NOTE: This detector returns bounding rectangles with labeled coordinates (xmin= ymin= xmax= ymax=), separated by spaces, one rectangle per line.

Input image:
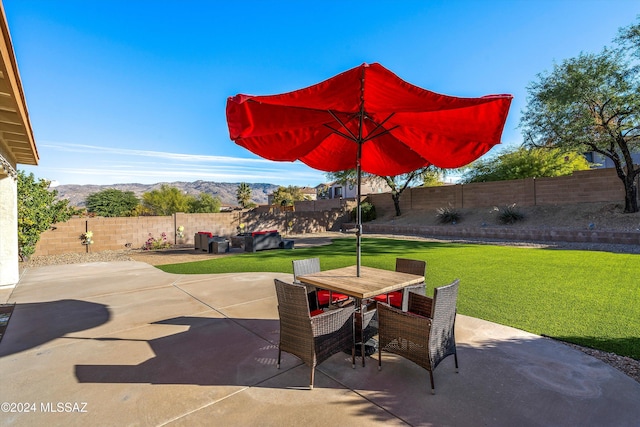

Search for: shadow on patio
xmin=0 ymin=299 xmax=110 ymax=357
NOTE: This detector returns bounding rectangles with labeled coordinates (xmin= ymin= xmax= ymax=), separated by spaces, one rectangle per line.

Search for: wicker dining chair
xmin=292 ymin=258 xmax=349 ymax=309
xmin=374 ymin=258 xmax=427 ymax=311
xmin=274 ymin=279 xmax=355 ymax=389
xmin=377 ymin=279 xmax=459 ymax=394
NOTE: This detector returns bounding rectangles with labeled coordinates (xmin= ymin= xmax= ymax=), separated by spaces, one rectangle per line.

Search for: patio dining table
xmin=297 ymin=265 xmax=425 ymax=366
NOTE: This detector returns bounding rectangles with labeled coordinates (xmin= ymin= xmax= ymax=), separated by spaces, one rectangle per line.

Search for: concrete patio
xmin=1 ymin=261 xmax=639 ymax=426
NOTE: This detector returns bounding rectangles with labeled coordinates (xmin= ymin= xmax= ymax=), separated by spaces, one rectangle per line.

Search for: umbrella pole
xmin=356 ymin=144 xmax=362 ymax=277
xmin=356 ymin=75 xmax=365 ymax=277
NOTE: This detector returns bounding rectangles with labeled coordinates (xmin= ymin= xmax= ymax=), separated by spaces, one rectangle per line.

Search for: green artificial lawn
xmin=158 ymin=237 xmax=640 ymax=360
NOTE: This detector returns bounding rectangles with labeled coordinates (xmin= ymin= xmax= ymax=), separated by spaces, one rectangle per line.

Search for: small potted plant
xmin=80 ymin=231 xmax=94 ymax=252
xmin=176 ymin=225 xmax=185 ymax=243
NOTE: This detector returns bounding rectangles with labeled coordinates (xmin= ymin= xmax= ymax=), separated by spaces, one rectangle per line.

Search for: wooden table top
xmin=297 ymin=265 xmax=424 ymax=300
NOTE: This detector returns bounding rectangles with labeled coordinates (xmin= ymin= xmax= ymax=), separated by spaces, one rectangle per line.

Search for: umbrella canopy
xmin=227 ymin=63 xmax=512 ymax=274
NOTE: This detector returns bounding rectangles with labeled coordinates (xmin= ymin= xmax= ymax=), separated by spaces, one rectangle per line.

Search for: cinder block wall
xmin=33 ymin=209 xmax=350 ymax=256
xmin=533 ymin=169 xmax=622 ymax=205
xmin=35 ymin=215 xmax=182 ymax=256
xmin=368 ymin=168 xmax=626 ymax=217
xmin=294 ymin=198 xmax=343 ymax=212
xmin=461 ymin=179 xmax=530 ymax=208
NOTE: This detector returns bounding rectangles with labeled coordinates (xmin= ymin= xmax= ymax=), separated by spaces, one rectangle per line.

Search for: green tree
xmin=616 ymin=16 xmax=640 ymax=60
xmin=236 ymin=182 xmax=252 ymax=208
xmin=271 ymin=185 xmax=306 ymax=206
xmin=460 ymin=147 xmax=590 ymax=183
xmin=189 ymin=193 xmax=221 ymax=213
xmin=86 ymin=188 xmax=139 ymax=217
xmin=421 ymin=169 xmax=446 ymax=187
xmin=521 ymin=19 xmax=640 ymax=212
xmin=381 ymin=170 xmax=429 ymax=216
xmin=17 ymin=171 xmax=74 ymax=259
xmin=141 ymin=185 xmax=191 ymax=215
xmin=316 ymin=183 xmax=330 ymax=199
xmin=327 ymin=168 xmax=431 ymax=216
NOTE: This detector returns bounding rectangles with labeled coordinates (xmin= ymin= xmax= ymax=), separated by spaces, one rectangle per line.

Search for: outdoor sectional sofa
xmin=244 ymin=230 xmax=293 ymax=252
xmin=194 ymin=232 xmax=230 ymax=254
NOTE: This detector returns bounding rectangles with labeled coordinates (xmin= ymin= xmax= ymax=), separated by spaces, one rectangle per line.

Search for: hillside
xmin=53 ymin=181 xmax=279 ymax=207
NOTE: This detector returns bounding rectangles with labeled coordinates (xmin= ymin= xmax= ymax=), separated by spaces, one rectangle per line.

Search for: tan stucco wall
xmin=0 ymin=174 xmax=18 ymax=286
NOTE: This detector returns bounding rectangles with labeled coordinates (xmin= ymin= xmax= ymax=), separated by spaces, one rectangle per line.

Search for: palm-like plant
xmin=236 ymin=182 xmax=252 ymax=208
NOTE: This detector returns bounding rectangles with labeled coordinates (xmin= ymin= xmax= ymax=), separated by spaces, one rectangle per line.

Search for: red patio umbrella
xmin=227 ymin=63 xmax=512 ymax=275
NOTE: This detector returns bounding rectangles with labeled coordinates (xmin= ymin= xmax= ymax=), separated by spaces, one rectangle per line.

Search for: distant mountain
xmin=53 ymin=181 xmax=280 ymax=208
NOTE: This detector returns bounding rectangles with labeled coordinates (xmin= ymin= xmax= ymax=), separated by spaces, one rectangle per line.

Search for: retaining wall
xmin=352 ymin=223 xmax=640 ymax=246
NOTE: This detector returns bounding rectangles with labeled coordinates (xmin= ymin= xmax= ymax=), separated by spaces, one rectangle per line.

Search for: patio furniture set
xmin=276 ymin=257 xmax=460 ymax=393
xmin=195 ymin=230 xmax=294 ymax=254
xmin=194 ymin=232 xmax=230 ymax=254
xmin=228 ymin=62 xmax=504 ymax=395
xmin=242 ymin=230 xmax=294 ymax=252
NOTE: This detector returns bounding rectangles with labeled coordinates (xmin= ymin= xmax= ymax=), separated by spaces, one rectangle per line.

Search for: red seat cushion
xmin=388 ymin=291 xmax=403 ymax=308
xmin=374 ymin=291 xmax=402 ymax=308
xmin=317 ymin=291 xmax=330 ymax=306
xmin=251 ymin=230 xmax=278 ymax=236
xmin=374 ymin=294 xmax=388 ymax=303
xmin=310 ymin=309 xmax=324 ymax=317
xmin=317 ymin=290 xmax=349 ymax=306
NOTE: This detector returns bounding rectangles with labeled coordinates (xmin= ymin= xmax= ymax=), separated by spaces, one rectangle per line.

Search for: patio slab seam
xmin=318 ymin=363 xmax=408 ymax=424
xmin=157 ymin=386 xmax=251 ymax=427
xmin=8 ymin=277 xmax=181 ymax=303
xmin=72 ymin=282 xmax=177 ymax=300
xmin=169 ymin=279 xmax=289 ymax=358
xmin=170 ymin=281 xmax=228 ymax=317
xmin=203 ymin=294 xmax=276 ymax=311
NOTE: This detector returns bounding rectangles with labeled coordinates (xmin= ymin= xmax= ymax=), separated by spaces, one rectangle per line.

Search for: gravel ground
xmin=18 ymin=231 xmax=640 ymax=384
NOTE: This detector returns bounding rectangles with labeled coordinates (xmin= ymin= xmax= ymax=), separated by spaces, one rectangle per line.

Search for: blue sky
xmin=6 ymin=0 xmax=640 ymax=187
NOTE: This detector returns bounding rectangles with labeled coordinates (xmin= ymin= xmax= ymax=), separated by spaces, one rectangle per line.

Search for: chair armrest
xmin=404 ymin=282 xmax=426 ymax=296
xmin=407 ymin=292 xmax=433 ymax=318
xmin=377 ymin=301 xmax=431 ymax=323
xmin=401 ymin=282 xmax=426 ymax=311
xmin=310 ymin=305 xmax=355 ymax=336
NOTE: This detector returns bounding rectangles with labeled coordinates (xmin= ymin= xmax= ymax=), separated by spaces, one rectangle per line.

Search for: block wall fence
xmin=366 ymin=168 xmax=628 ymax=217
xmin=34 ymin=209 xmax=351 ymax=256
xmin=33 ymin=168 xmax=632 ymax=256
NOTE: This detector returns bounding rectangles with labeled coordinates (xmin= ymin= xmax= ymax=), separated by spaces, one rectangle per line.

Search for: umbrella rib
xmin=324 ymin=110 xmax=399 ymax=143
xmin=361 ymin=112 xmax=396 ymax=142
xmin=323 ymin=123 xmax=357 ymax=142
xmin=327 ymin=110 xmax=359 ymax=141
xmin=363 ymin=124 xmax=400 ymax=142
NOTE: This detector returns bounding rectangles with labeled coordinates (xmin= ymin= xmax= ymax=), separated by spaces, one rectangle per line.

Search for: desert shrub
xmin=351 ymin=202 xmax=377 ymax=222
xmin=18 ymin=171 xmax=74 ymax=259
xmin=143 ymin=232 xmax=171 ymax=250
xmin=498 ymin=204 xmax=525 ymax=224
xmin=436 ymin=206 xmax=461 ymax=224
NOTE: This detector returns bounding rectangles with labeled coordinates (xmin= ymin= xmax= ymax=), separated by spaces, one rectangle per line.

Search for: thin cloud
xmin=40 ymin=166 xmax=321 ymax=181
xmin=39 ymin=142 xmax=277 ymax=165
xmin=25 ymin=141 xmax=327 ymax=186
